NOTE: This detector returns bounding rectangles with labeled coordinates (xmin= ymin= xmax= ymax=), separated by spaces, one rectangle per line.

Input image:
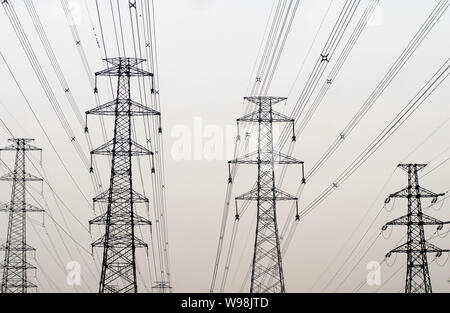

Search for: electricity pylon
xmin=383 ymin=164 xmax=449 ymax=293
xmin=229 ymin=96 xmax=305 ymax=293
xmin=0 ymin=139 xmax=43 ymax=293
xmin=86 ymin=57 xmax=160 ymax=293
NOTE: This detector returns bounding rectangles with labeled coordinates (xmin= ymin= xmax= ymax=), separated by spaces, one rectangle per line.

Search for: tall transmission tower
xmin=229 ymin=96 xmax=305 ymax=293
xmin=0 ymin=139 xmax=43 ymax=293
xmin=383 ymin=164 xmax=449 ymax=293
xmin=86 ymin=57 xmax=160 ymax=293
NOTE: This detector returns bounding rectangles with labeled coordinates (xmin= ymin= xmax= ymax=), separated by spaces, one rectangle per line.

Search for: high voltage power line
xmin=211 ymin=0 xmax=305 ymax=292
xmin=301 ymin=57 xmax=450 ymax=219
xmin=278 ymin=0 xmax=450 ymax=262
xmin=211 ymin=0 xmax=450 ymax=294
xmin=213 ymin=0 xmax=365 ymax=292
xmin=272 ymin=57 xmax=450 ymax=272
xmin=304 ymin=0 xmax=450 ymax=181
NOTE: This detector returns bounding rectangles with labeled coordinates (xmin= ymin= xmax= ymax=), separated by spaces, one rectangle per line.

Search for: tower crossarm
xmin=387 ymin=242 xmax=449 ymax=257
xmin=93 ymin=189 xmax=149 ymax=204
xmin=244 ymin=96 xmax=287 ymax=105
xmin=230 ymin=151 xmax=303 ymax=165
xmin=0 ymin=281 xmax=36 ymax=289
xmin=95 ymin=58 xmax=153 ymax=78
xmin=0 ymin=262 xmax=37 ymax=271
xmin=91 ymin=235 xmax=149 ymax=249
xmin=91 ymin=139 xmax=153 ymax=157
xmin=0 ymin=243 xmax=35 ymax=252
xmin=229 ymin=151 xmax=305 ymax=185
xmin=86 ymin=99 xmax=160 ymax=117
xmin=237 ymin=110 xmax=294 ymax=123
xmin=0 ymin=203 xmax=44 ymax=213
xmin=386 ymin=187 xmax=444 ymax=201
xmin=384 ymin=214 xmax=449 ymax=227
xmin=417 ymin=187 xmax=444 ymax=199
xmin=0 ymin=262 xmax=37 ymax=272
xmin=235 ymin=187 xmax=298 ymax=201
xmin=0 ymin=172 xmax=43 ymax=182
xmin=398 ymin=163 xmax=427 ymax=172
xmin=90 ymin=213 xmax=151 ymax=227
xmin=0 ymin=139 xmax=41 ymax=152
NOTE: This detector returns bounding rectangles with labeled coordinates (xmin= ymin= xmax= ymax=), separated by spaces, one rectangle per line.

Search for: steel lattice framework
xmin=383 ymin=164 xmax=449 ymax=293
xmin=0 ymin=139 xmax=43 ymax=293
xmin=86 ymin=57 xmax=159 ymax=293
xmin=229 ymin=96 xmax=305 ymax=293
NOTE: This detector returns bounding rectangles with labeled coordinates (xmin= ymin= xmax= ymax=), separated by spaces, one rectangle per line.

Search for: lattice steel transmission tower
xmin=383 ymin=164 xmax=449 ymax=293
xmin=0 ymin=139 xmax=43 ymax=293
xmin=86 ymin=57 xmax=159 ymax=293
xmin=229 ymin=96 xmax=305 ymax=293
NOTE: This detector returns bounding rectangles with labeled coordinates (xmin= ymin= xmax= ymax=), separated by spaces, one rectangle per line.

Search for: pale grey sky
xmin=0 ymin=0 xmax=449 ymax=293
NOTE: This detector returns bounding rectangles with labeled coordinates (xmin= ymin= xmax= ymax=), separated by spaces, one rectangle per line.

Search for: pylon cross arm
xmin=92 ymin=235 xmax=149 ymax=249
xmin=91 ymin=139 xmax=153 ymax=156
xmin=0 ymin=142 xmax=41 ymax=152
xmin=95 ymin=65 xmax=153 ymax=78
xmin=235 ymin=187 xmax=297 ymax=202
xmin=237 ymin=110 xmax=293 ymax=123
xmin=0 ymin=172 xmax=42 ymax=182
xmin=388 ymin=186 xmax=443 ymax=199
xmin=0 ymin=243 xmax=35 ymax=251
xmin=90 ymin=213 xmax=151 ymax=226
xmin=385 ymin=214 xmax=448 ymax=227
xmin=230 ymin=151 xmax=303 ymax=165
xmin=388 ymin=242 xmax=449 ymax=256
xmin=93 ymin=189 xmax=149 ymax=204
xmin=417 ymin=187 xmax=445 ymax=198
xmin=0 ymin=202 xmax=44 ymax=213
xmin=244 ymin=96 xmax=287 ymax=105
xmin=86 ymin=99 xmax=160 ymax=117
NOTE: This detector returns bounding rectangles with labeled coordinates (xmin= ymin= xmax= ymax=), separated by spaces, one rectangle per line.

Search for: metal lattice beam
xmin=383 ymin=164 xmax=449 ymax=293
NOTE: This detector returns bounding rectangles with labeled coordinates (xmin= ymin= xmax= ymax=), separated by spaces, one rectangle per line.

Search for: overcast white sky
xmin=0 ymin=0 xmax=450 ymax=293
